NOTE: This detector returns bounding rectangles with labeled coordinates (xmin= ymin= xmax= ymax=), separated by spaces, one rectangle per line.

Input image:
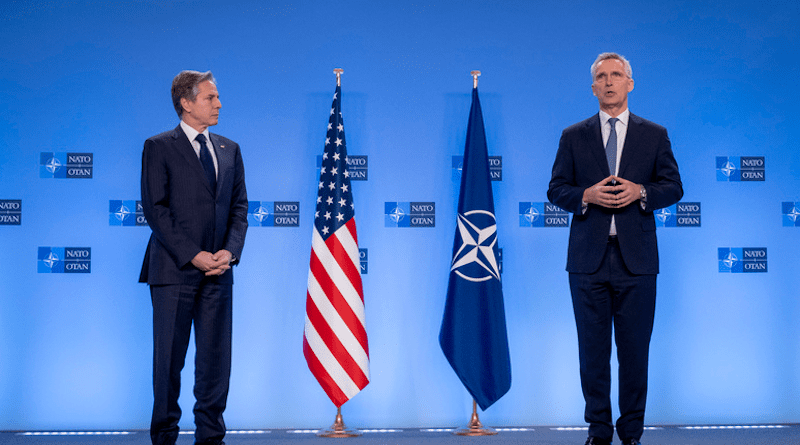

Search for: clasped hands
xmin=583 ymin=175 xmax=640 ymax=209
xmin=191 ymin=249 xmax=233 ymax=276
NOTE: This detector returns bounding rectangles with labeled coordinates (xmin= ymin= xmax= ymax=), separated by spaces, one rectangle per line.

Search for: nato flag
xmin=439 ymin=87 xmax=511 ymax=411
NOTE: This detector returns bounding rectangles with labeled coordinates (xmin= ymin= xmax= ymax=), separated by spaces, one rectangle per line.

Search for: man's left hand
xmin=204 ymin=249 xmax=233 ymax=276
xmin=609 ymin=176 xmax=641 ymax=208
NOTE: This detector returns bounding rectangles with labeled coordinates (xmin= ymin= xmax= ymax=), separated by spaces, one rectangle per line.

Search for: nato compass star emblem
xmin=253 ymin=206 xmax=270 ymax=223
xmin=451 ymin=210 xmax=501 ymax=282
xmin=114 ymin=204 xmax=131 ymax=222
xmin=45 ymin=156 xmax=62 ymax=174
xmin=720 ymin=160 xmax=737 ymax=178
xmin=389 ymin=206 xmax=405 ymax=224
xmin=723 ymin=251 xmax=738 ymax=269
xmin=43 ymin=251 xmax=59 ymax=269
xmin=788 ymin=205 xmax=800 ymax=223
xmin=524 ymin=206 xmax=540 ymax=224
xmin=656 ymin=207 xmax=672 ymax=224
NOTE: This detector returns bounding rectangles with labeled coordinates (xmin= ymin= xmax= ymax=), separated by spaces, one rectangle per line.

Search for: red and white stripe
xmin=303 ymin=218 xmax=369 ymax=406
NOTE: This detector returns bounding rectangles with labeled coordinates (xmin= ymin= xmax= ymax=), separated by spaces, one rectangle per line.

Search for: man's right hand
xmin=191 ymin=251 xmax=231 ymax=276
xmin=582 ymin=175 xmax=619 ymax=209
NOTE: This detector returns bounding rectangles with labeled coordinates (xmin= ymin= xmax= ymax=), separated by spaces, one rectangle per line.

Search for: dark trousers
xmin=150 ymin=282 xmax=233 ymax=445
xmin=568 ymin=238 xmax=656 ymax=442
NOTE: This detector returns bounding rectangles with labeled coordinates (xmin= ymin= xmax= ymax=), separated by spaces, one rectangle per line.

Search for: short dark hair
xmin=171 ymin=70 xmax=216 ymax=117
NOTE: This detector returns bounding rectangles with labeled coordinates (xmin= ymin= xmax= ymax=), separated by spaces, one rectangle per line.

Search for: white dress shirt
xmin=180 ymin=120 xmax=218 ymax=177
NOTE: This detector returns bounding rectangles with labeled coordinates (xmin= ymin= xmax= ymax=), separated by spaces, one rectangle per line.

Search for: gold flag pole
xmin=316 ymin=405 xmax=361 ymax=438
xmin=453 ymin=399 xmax=498 ymax=436
xmin=470 ymin=70 xmax=481 ymax=88
xmin=334 ymin=68 xmax=343 ymax=86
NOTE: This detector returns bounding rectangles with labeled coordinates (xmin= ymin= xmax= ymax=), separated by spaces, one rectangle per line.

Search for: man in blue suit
xmin=140 ymin=71 xmax=248 ymax=445
xmin=548 ymin=53 xmax=682 ymax=445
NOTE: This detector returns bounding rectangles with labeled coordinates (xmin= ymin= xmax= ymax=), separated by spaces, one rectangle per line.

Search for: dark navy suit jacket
xmin=139 ymin=125 xmax=248 ymax=285
xmin=547 ymin=113 xmax=682 ymax=275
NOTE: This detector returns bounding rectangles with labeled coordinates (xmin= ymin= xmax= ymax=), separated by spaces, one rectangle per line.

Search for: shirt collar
xmin=180 ymin=120 xmax=209 ymax=144
xmin=599 ymin=108 xmax=630 ymax=127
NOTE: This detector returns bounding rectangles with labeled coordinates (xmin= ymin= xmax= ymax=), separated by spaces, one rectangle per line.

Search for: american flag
xmin=303 ymin=84 xmax=369 ymax=407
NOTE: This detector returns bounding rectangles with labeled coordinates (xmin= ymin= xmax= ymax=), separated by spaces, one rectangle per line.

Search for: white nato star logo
xmin=523 ymin=206 xmax=540 ymax=224
xmin=253 ymin=206 xmax=270 ymax=223
xmin=720 ymin=161 xmax=737 ymax=177
xmin=43 ymin=251 xmax=59 ymax=269
xmin=788 ymin=206 xmax=800 ymax=223
xmin=723 ymin=251 xmax=738 ymax=269
xmin=45 ymin=157 xmax=62 ymax=174
xmin=114 ymin=204 xmax=131 ymax=222
xmin=389 ymin=206 xmax=405 ymax=223
xmin=451 ymin=210 xmax=501 ymax=282
xmin=656 ymin=207 xmax=672 ymax=224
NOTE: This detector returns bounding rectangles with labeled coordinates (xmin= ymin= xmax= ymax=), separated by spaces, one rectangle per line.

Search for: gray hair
xmin=590 ymin=53 xmax=633 ymax=80
xmin=171 ymin=70 xmax=216 ymax=117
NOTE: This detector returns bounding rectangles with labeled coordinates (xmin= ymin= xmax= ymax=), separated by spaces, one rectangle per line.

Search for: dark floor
xmin=2 ymin=425 xmax=798 ymax=445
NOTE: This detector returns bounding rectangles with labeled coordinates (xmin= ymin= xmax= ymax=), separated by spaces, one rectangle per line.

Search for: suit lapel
xmin=172 ymin=125 xmax=216 ymax=196
xmin=210 ymin=133 xmax=229 ymax=197
xmin=584 ymin=114 xmax=610 ymax=176
xmin=617 ymin=113 xmax=640 ymax=178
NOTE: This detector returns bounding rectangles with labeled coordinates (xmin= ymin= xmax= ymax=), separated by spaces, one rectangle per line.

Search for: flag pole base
xmin=316 ymin=406 xmax=361 ymax=438
xmin=452 ymin=400 xmax=498 ymax=436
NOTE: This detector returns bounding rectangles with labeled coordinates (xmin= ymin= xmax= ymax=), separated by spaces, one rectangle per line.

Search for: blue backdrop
xmin=1 ymin=0 xmax=799 ymax=431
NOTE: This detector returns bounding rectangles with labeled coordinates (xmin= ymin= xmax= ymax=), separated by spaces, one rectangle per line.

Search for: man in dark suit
xmin=548 ymin=53 xmax=682 ymax=445
xmin=140 ymin=70 xmax=248 ymax=445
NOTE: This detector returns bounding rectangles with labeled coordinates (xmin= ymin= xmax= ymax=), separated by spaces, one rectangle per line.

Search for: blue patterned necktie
xmin=605 ymin=117 xmax=619 ymax=175
xmin=195 ymin=133 xmax=216 ymax=193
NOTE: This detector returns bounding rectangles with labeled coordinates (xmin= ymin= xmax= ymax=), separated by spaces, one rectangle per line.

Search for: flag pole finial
xmin=470 ymin=70 xmax=481 ymax=88
xmin=334 ymin=68 xmax=343 ymax=86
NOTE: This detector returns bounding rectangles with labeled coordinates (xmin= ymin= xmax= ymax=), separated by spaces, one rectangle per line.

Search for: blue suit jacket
xmin=139 ymin=125 xmax=248 ymax=285
xmin=547 ymin=113 xmax=682 ymax=275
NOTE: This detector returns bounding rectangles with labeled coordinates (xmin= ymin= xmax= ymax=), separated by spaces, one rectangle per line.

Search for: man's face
xmin=181 ymin=80 xmax=221 ymax=130
xmin=591 ymin=58 xmax=634 ymax=112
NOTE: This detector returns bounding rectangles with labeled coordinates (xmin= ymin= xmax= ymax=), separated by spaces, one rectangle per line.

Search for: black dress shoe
xmin=585 ymin=437 xmax=611 ymax=445
xmin=621 ymin=439 xmax=641 ymax=445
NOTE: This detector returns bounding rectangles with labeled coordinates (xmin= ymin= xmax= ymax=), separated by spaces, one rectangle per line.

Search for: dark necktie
xmin=605 ymin=117 xmax=619 ymax=175
xmin=195 ymin=133 xmax=216 ymax=193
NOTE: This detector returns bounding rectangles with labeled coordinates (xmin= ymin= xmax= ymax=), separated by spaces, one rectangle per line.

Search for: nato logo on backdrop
xmin=782 ymin=202 xmax=800 ymax=227
xmin=38 ymin=247 xmax=91 ymax=273
xmin=109 ymin=200 xmax=147 ymax=226
xmin=519 ymin=202 xmax=569 ymax=227
xmin=385 ymin=202 xmax=435 ymax=227
xmin=0 ymin=200 xmax=22 ymax=225
xmin=40 ymin=152 xmax=94 ymax=178
xmin=656 ymin=202 xmax=701 ymax=227
xmin=317 ymin=154 xmax=368 ymax=180
xmin=716 ymin=156 xmax=765 ymax=181
xmin=248 ymin=201 xmax=300 ymax=227
xmin=452 ymin=156 xmax=502 ymax=182
xmin=359 ymin=248 xmax=368 ymax=274
xmin=718 ymin=247 xmax=767 ymax=273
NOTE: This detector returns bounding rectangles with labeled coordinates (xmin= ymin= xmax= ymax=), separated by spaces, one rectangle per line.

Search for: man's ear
xmin=180 ymin=97 xmax=191 ymax=115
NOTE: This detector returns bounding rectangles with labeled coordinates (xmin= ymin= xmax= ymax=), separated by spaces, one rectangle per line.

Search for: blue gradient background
xmin=1 ymin=0 xmax=799 ymax=430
